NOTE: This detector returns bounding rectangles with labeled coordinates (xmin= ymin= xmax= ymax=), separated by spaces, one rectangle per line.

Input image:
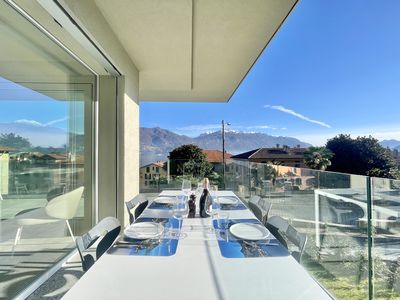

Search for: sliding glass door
xmin=0 ymin=1 xmax=95 ymax=298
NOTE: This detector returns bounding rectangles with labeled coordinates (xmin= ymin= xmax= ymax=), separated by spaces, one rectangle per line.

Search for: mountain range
xmin=0 ymin=122 xmax=67 ymax=147
xmin=140 ymin=127 xmax=312 ymax=166
xmin=380 ymin=139 xmax=400 ymax=150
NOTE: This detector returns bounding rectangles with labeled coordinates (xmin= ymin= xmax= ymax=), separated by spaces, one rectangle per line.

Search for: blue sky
xmin=141 ymin=0 xmax=400 ymax=145
xmin=0 ymin=77 xmax=83 ymax=135
xmin=1 ymin=1 xmax=400 ymax=146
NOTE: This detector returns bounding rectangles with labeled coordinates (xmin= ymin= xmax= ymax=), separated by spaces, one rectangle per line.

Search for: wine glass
xmin=209 ymin=185 xmax=219 ymax=206
xmin=181 ymin=179 xmax=191 ymax=198
xmin=196 ymin=181 xmax=204 ymax=198
xmin=173 ymin=198 xmax=189 ymax=239
xmin=205 ymin=195 xmax=219 ymax=232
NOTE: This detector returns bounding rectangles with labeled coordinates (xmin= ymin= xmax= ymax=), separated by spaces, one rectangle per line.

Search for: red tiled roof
xmin=141 ymin=161 xmax=165 ymax=168
xmin=203 ymin=150 xmax=232 ymax=163
xmin=43 ymin=153 xmax=68 ymax=160
xmin=0 ymin=146 xmax=16 ymax=152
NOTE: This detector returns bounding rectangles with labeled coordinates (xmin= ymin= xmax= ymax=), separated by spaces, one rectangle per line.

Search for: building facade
xmin=139 ymin=161 xmax=167 ymax=188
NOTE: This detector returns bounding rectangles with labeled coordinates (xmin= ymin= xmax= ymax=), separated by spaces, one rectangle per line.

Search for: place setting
xmin=215 ymin=196 xmax=247 ymax=210
xmin=148 ymin=196 xmax=178 ymax=210
xmin=108 ymin=217 xmax=181 ymax=256
xmin=213 ymin=218 xmax=289 ymax=258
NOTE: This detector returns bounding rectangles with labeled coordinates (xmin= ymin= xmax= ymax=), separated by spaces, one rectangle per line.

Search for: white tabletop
xmin=63 ymin=191 xmax=331 ymax=300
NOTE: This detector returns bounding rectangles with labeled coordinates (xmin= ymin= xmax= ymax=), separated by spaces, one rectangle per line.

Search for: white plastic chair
xmin=248 ymin=196 xmax=272 ymax=224
xmin=13 ymin=186 xmax=84 ymax=250
xmin=266 ymin=216 xmax=307 ymax=262
xmin=125 ymin=194 xmax=148 ymax=224
xmin=76 ymin=216 xmax=121 ymax=272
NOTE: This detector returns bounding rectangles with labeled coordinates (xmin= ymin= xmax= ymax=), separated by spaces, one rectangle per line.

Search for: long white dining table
xmin=63 ymin=190 xmax=332 ymax=300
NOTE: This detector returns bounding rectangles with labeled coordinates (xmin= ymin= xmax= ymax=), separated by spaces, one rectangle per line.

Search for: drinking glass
xmin=205 ymin=196 xmax=219 ymax=233
xmin=196 ymin=181 xmax=204 ymax=198
xmin=173 ymin=199 xmax=188 ymax=239
xmin=182 ymin=179 xmax=192 ymax=197
xmin=217 ymin=212 xmax=229 ymax=230
xmin=209 ymin=185 xmax=218 ymax=199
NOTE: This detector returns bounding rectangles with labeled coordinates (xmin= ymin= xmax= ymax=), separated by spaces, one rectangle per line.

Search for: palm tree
xmin=304 ymin=146 xmax=333 ymax=170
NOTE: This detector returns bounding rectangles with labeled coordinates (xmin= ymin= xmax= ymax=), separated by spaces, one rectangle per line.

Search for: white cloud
xmin=246 ymin=125 xmax=277 ymax=130
xmin=14 ymin=117 xmax=68 ymax=127
xmin=44 ymin=117 xmax=69 ymax=126
xmin=264 ymin=105 xmax=331 ymax=128
xmin=14 ymin=119 xmax=43 ymax=127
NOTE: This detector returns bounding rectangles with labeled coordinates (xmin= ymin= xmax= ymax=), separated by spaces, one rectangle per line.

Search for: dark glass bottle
xmin=199 ymin=188 xmax=210 ymax=218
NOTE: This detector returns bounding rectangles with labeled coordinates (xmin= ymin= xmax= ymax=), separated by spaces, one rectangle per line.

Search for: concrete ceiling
xmin=93 ymin=0 xmax=298 ymax=102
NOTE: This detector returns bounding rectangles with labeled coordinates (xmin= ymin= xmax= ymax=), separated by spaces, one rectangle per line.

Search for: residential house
xmin=231 ymin=145 xmax=307 ymax=168
xmin=203 ymin=149 xmax=233 ymax=173
xmin=140 ymin=161 xmax=166 ymax=188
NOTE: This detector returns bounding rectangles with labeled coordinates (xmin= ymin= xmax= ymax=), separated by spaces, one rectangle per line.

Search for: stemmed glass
xmin=205 ymin=189 xmax=219 ymax=233
xmin=209 ymin=185 xmax=219 ymax=206
xmin=196 ymin=181 xmax=204 ymax=198
xmin=181 ymin=179 xmax=191 ymax=198
xmin=173 ymin=196 xmax=189 ymax=239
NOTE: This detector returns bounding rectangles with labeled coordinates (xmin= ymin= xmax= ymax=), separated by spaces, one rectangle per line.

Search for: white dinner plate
xmin=153 ymin=196 xmax=177 ymax=205
xmin=218 ymin=197 xmax=239 ymax=205
xmin=124 ymin=222 xmax=164 ymax=240
xmin=229 ymin=223 xmax=270 ymax=241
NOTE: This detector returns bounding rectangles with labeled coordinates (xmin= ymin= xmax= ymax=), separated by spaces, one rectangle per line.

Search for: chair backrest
xmin=248 ymin=201 xmax=263 ymax=223
xmin=266 ymin=216 xmax=307 ymax=262
xmin=45 ymin=186 xmax=84 ymax=220
xmin=249 ymin=195 xmax=261 ymax=204
xmin=46 ymin=186 xmax=66 ymax=202
xmin=76 ymin=217 xmax=121 ymax=272
xmin=125 ymin=194 xmax=148 ymax=224
xmin=249 ymin=198 xmax=272 ymax=225
xmin=258 ymin=199 xmax=272 ymax=222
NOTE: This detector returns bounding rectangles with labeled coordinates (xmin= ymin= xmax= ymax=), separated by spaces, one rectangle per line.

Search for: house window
xmin=156 ymin=167 xmax=159 ymax=173
xmin=146 ymin=167 xmax=150 ymax=172
xmin=148 ymin=174 xmax=151 ymax=179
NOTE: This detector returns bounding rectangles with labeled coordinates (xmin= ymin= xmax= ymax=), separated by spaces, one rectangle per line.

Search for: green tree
xmin=0 ymin=133 xmax=31 ymax=150
xmin=304 ymin=146 xmax=333 ymax=170
xmin=326 ymin=134 xmax=399 ymax=179
xmin=169 ymin=144 xmax=213 ymax=177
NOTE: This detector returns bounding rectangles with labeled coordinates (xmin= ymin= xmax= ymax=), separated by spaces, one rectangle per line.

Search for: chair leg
xmin=12 ymin=226 xmax=22 ymax=252
xmin=65 ymin=220 xmax=75 ymax=242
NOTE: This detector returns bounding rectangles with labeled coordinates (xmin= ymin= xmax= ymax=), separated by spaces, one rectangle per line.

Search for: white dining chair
xmin=76 ymin=216 xmax=121 ymax=272
xmin=125 ymin=194 xmax=148 ymax=224
xmin=13 ymin=186 xmax=84 ymax=250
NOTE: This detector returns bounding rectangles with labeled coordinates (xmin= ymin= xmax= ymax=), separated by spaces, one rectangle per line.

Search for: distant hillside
xmin=140 ymin=127 xmax=311 ymax=166
xmin=380 ymin=139 xmax=400 ymax=150
xmin=0 ymin=122 xmax=67 ymax=147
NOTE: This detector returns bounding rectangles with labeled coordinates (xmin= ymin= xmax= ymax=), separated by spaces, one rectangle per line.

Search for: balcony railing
xmin=141 ymin=159 xmax=400 ymax=300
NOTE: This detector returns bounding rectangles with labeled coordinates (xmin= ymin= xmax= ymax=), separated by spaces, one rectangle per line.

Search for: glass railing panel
xmin=139 ymin=159 xmax=226 ymax=193
xmin=371 ymin=177 xmax=400 ymax=299
xmin=138 ymin=156 xmax=400 ymax=299
xmin=224 ymin=159 xmax=251 ymax=200
xmin=246 ymin=162 xmax=370 ymax=299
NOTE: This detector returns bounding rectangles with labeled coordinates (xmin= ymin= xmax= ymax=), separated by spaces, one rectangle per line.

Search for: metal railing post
xmin=366 ymin=176 xmax=374 ymax=300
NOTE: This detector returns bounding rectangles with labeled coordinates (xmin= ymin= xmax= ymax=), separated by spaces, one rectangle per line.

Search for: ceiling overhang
xmin=93 ymin=0 xmax=298 ymax=102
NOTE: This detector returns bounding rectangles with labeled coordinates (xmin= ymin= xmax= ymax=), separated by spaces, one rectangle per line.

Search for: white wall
xmin=60 ymin=0 xmax=141 ymax=226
